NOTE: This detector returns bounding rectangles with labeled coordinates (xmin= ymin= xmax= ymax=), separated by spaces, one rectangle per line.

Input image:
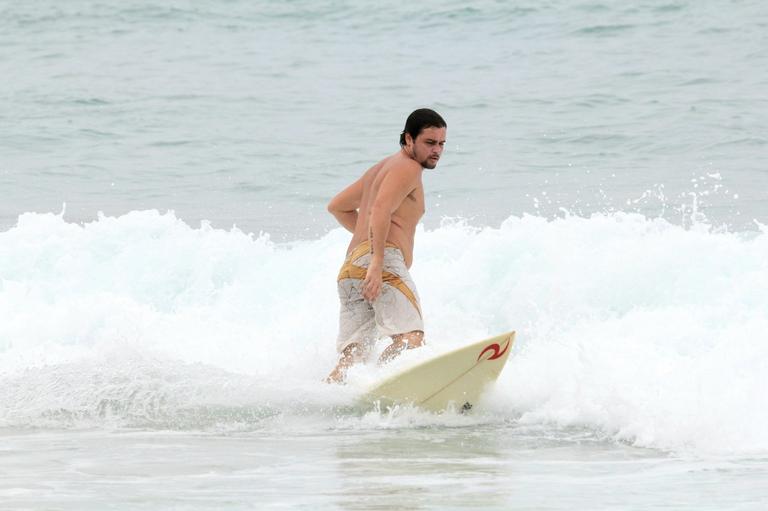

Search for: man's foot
xmin=325 ymin=343 xmax=364 ymax=384
xmin=325 ymin=366 xmax=347 ymax=384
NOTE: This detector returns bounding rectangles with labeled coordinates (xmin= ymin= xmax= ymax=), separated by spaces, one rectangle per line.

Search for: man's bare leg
xmin=326 ymin=343 xmax=365 ymax=384
xmin=378 ymin=330 xmax=424 ymax=365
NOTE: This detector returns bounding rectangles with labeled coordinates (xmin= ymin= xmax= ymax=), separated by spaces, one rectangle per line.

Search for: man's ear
xmin=405 ymin=133 xmax=414 ymax=147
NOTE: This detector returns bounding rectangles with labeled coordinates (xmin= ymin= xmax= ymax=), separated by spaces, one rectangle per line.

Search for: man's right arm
xmin=327 ymin=178 xmax=363 ymax=233
xmin=362 ymin=161 xmax=420 ymax=302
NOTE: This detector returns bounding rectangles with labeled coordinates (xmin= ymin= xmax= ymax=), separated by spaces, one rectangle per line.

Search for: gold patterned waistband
xmin=337 ymin=240 xmax=421 ymax=317
xmin=344 ymin=239 xmax=399 ymax=263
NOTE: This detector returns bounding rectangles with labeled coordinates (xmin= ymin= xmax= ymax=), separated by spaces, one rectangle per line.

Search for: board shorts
xmin=336 ymin=240 xmax=423 ymax=355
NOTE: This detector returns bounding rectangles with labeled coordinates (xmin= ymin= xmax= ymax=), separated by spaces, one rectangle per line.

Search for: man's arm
xmin=362 ymin=162 xmax=421 ymax=301
xmin=327 ymin=178 xmax=363 ymax=233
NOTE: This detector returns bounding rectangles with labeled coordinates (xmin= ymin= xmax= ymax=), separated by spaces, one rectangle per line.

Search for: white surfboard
xmin=360 ymin=331 xmax=515 ymax=412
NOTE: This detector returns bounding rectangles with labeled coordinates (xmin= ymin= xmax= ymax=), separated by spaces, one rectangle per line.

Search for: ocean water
xmin=2 ymin=1 xmax=768 ymax=509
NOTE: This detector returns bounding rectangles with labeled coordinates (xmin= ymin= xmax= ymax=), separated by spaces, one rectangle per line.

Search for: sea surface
xmin=2 ymin=1 xmax=768 ymax=509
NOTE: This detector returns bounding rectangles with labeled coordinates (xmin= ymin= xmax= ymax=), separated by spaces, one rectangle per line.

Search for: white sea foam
xmin=1 ymin=209 xmax=767 ymax=455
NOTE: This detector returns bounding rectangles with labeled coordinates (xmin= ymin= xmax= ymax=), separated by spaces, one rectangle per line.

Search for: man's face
xmin=408 ymin=126 xmax=446 ymax=169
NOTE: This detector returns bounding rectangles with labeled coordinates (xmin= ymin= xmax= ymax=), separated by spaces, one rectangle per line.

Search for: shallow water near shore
xmin=3 ymin=423 xmax=767 ymax=510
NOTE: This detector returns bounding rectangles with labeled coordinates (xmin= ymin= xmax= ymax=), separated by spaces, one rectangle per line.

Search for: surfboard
xmin=360 ymin=331 xmax=515 ymax=412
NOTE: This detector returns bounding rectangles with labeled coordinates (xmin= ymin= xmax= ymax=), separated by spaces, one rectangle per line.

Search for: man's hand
xmin=362 ymin=264 xmax=383 ymax=302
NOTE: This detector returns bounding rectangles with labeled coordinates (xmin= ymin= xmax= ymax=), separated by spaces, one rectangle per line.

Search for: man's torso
xmin=347 ymin=151 xmax=424 ymax=267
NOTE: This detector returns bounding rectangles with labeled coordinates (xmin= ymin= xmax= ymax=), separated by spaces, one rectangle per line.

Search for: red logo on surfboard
xmin=477 ymin=339 xmax=510 ymax=362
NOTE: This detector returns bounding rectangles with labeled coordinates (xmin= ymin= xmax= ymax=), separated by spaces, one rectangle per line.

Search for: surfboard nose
xmin=476 ymin=332 xmax=515 ymax=362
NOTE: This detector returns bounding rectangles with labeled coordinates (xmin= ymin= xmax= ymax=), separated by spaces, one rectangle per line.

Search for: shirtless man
xmin=326 ymin=109 xmax=447 ymax=383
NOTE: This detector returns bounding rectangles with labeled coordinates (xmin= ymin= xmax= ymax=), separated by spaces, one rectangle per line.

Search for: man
xmin=326 ymin=108 xmax=447 ymax=383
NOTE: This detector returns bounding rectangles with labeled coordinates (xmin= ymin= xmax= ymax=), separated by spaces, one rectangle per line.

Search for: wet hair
xmin=399 ymin=108 xmax=447 ymax=147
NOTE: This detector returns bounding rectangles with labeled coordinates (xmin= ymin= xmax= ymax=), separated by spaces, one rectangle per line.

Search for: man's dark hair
xmin=399 ymin=108 xmax=447 ymax=147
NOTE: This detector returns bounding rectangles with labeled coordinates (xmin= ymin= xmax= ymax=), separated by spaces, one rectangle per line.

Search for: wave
xmin=1 ymin=209 xmax=767 ymax=455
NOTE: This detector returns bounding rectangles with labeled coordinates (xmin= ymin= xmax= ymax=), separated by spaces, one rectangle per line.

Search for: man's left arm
xmin=327 ymin=178 xmax=363 ymax=233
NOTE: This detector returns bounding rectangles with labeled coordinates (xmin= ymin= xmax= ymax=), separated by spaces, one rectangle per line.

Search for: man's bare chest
xmin=395 ymin=186 xmax=425 ymax=221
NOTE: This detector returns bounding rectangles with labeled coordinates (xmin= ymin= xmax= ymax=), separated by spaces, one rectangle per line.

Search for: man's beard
xmin=421 ymin=157 xmax=438 ymax=170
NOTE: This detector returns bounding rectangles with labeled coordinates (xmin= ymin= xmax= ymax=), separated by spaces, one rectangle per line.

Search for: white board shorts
xmin=336 ymin=244 xmax=423 ymax=355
